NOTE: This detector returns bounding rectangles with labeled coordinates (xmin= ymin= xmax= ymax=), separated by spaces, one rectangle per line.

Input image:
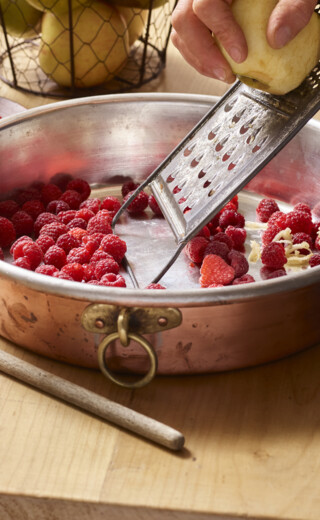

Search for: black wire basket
xmin=0 ymin=0 xmax=176 ymax=97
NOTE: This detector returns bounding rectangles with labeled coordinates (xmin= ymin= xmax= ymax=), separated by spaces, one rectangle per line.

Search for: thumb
xmin=267 ymin=0 xmax=318 ymax=49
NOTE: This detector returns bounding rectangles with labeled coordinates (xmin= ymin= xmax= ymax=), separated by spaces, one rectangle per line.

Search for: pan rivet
xmin=95 ymin=318 xmax=105 ymax=329
xmin=158 ymin=317 xmax=168 ymax=327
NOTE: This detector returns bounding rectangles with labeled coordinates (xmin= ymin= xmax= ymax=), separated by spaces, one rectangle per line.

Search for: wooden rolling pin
xmin=0 ymin=349 xmax=185 ymax=451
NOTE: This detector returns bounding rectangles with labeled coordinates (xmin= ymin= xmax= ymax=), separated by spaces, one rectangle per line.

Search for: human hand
xmin=171 ymin=0 xmax=318 ymax=84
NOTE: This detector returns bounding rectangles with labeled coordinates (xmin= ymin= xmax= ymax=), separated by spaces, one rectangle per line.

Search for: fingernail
xmin=215 ymin=68 xmax=226 ymax=81
xmin=229 ymin=46 xmax=243 ymax=63
xmin=274 ymin=25 xmax=292 ymax=48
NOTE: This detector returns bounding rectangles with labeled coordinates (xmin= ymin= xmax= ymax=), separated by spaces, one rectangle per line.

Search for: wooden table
xmin=1 ymin=42 xmax=320 ymax=520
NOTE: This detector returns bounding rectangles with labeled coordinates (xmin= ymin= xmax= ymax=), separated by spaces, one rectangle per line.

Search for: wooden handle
xmin=0 ymin=349 xmax=185 ymax=451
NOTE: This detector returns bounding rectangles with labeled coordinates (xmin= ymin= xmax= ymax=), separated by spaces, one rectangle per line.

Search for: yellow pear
xmin=25 ymin=0 xmax=92 ymax=16
xmin=116 ymin=6 xmax=148 ymax=45
xmin=38 ymin=1 xmax=129 ymax=88
xmin=215 ymin=0 xmax=320 ymax=95
xmin=0 ymin=0 xmax=42 ymax=37
xmin=109 ymin=0 xmax=168 ymax=10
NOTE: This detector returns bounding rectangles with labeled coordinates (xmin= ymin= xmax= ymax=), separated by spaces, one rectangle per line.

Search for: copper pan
xmin=0 ymin=93 xmax=320 ymax=387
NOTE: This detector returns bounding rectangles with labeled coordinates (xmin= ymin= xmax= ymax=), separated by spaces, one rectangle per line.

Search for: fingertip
xmin=270 ymin=25 xmax=292 ymax=48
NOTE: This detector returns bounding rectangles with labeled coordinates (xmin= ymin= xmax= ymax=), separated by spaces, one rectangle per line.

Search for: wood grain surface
xmin=1 ymin=42 xmax=320 ymax=520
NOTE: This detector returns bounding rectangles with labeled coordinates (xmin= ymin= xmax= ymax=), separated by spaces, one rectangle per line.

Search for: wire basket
xmin=0 ymin=0 xmax=176 ymax=97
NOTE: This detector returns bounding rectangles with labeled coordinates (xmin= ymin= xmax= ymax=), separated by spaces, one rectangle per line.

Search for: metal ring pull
xmin=117 ymin=308 xmax=130 ymax=347
xmin=97 ymin=332 xmax=158 ymax=389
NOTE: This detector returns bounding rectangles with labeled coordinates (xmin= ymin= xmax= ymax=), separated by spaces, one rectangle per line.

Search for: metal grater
xmin=113 ymin=60 xmax=320 ymax=285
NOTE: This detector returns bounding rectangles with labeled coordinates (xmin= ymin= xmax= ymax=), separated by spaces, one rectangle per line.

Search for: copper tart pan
xmin=0 ymin=93 xmax=320 ymax=386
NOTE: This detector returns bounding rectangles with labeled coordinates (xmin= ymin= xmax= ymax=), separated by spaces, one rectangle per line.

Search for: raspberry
xmin=256 ymin=198 xmax=280 ymax=223
xmin=229 ymin=195 xmax=238 ymax=209
xmin=260 ymin=266 xmax=287 ymax=280
xmin=100 ymin=196 xmax=121 ymax=215
xmin=145 ymin=283 xmax=166 ymax=289
xmin=35 ymin=264 xmax=59 ymax=277
xmin=184 ymin=236 xmax=209 ymax=264
xmin=66 ymin=179 xmax=91 ymax=201
xmin=59 ymin=190 xmax=82 ymax=209
xmin=218 ymin=209 xmax=245 ymax=230
xmin=67 ymin=217 xmax=87 ymax=230
xmin=292 ymin=232 xmax=313 ymax=254
xmin=82 ymin=263 xmax=97 ymax=282
xmin=285 ymin=210 xmax=313 ymax=235
xmin=57 ymin=210 xmax=77 ymax=225
xmin=34 ymin=212 xmax=59 ymax=236
xmin=207 ymin=212 xmax=221 ymax=235
xmin=100 ymin=273 xmax=126 ymax=287
xmin=67 ymin=246 xmax=91 ymax=265
xmin=13 ymin=257 xmax=31 ymax=270
xmin=227 ymin=250 xmax=249 ymax=278
xmin=315 ymin=234 xmax=320 ymax=251
xmin=86 ymin=215 xmax=112 ymax=235
xmin=15 ymin=187 xmax=41 ymax=205
xmin=50 ymin=172 xmax=73 ymax=190
xmin=46 ymin=200 xmax=70 ymax=214
xmin=53 ymin=272 xmax=74 ymax=281
xmin=261 ymin=242 xmax=287 ymax=269
xmin=261 ymin=224 xmax=282 ymax=246
xmin=35 ymin=234 xmax=56 ymax=254
xmin=43 ymin=245 xmax=67 ymax=269
xmin=121 ymin=180 xmax=139 ymax=198
xmin=76 ymin=208 xmax=95 ymax=222
xmin=222 ymin=201 xmax=237 ymax=212
xmin=99 ymin=234 xmax=127 ymax=263
xmin=90 ymin=250 xmax=113 ymax=264
xmin=82 ymin=233 xmax=105 ymax=254
xmin=148 ymin=195 xmax=163 ymax=217
xmin=267 ymin=211 xmax=287 ymax=229
xmin=197 ymin=225 xmax=210 ymax=239
xmin=225 ymin=226 xmax=246 ymax=250
xmin=18 ymin=242 xmax=43 ymax=270
xmin=60 ymin=263 xmax=84 ymax=282
xmin=87 ymin=280 xmax=103 ymax=286
xmin=310 ymin=253 xmax=320 ymax=267
xmin=21 ymin=200 xmax=46 ymax=220
xmin=56 ymin=233 xmax=80 ymax=254
xmin=203 ymin=239 xmax=229 ymax=262
xmin=232 ymin=274 xmax=255 ymax=285
xmin=311 ymin=222 xmax=320 ymax=242
xmin=293 ymin=202 xmax=311 ymax=214
xmin=39 ymin=222 xmax=69 ymax=242
xmin=68 ymin=227 xmax=87 ymax=242
xmin=0 ymin=247 xmax=4 ymax=261
xmin=199 ymin=254 xmax=235 ymax=287
xmin=0 ymin=200 xmax=19 ymax=218
xmin=94 ymin=258 xmax=120 ymax=280
xmin=212 ymin=231 xmax=234 ymax=249
xmin=41 ymin=184 xmax=63 ymax=206
xmin=123 ymin=190 xmax=149 ymax=214
xmin=11 ymin=236 xmax=33 ymax=258
xmin=0 ymin=217 xmax=16 ymax=247
xmin=79 ymin=198 xmax=101 ymax=214
xmin=11 ymin=211 xmax=34 ymax=237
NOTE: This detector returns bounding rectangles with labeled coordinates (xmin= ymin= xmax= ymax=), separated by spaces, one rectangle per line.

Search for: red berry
xmin=0 ymin=217 xmax=16 ymax=247
xmin=61 ymin=263 xmax=85 ymax=282
xmin=79 ymin=198 xmax=101 ymax=214
xmin=50 ymin=172 xmax=73 ymax=190
xmin=212 ymin=231 xmax=234 ymax=249
xmin=19 ymin=242 xmax=43 ymax=270
xmin=67 ymin=217 xmax=87 ymax=230
xmin=219 ymin=209 xmax=245 ymax=230
xmin=0 ymin=200 xmax=19 ymax=218
xmin=39 ymin=222 xmax=69 ymax=242
xmin=21 ymin=200 xmax=46 ymax=220
xmin=34 ymin=212 xmax=59 ymax=236
xmin=11 ymin=236 xmax=33 ymax=258
xmin=86 ymin=215 xmax=112 ymax=235
xmin=148 ymin=195 xmax=163 ymax=217
xmin=293 ymin=202 xmax=311 ymax=214
xmin=15 ymin=187 xmax=41 ymax=205
xmin=203 ymin=239 xmax=230 ymax=262
xmin=13 ymin=256 xmax=31 ymax=270
xmin=285 ymin=210 xmax=313 ymax=235
xmin=66 ymin=246 xmax=91 ymax=265
xmin=200 ymin=254 xmax=235 ymax=287
xmin=227 ymin=250 xmax=249 ymax=278
xmin=11 ymin=211 xmax=34 ymax=237
xmin=232 ymin=274 xmax=255 ymax=285
xmin=57 ymin=210 xmax=78 ymax=225
xmin=260 ymin=266 xmax=287 ymax=280
xmin=256 ymin=198 xmax=280 ymax=223
xmin=184 ymin=236 xmax=209 ymax=264
xmin=35 ymin=234 xmax=56 ymax=254
xmin=121 ymin=181 xmax=139 ymax=198
xmin=196 ymin=225 xmax=210 ymax=239
xmin=35 ymin=265 xmax=59 ymax=277
xmin=261 ymin=242 xmax=287 ymax=269
xmin=145 ymin=283 xmax=166 ymax=289
xmin=309 ymin=253 xmax=320 ymax=267
xmin=94 ymin=258 xmax=120 ymax=280
xmin=82 ymin=233 xmax=105 ymax=254
xmin=41 ymin=184 xmax=63 ymax=206
xmin=82 ymin=263 xmax=97 ymax=282
xmin=261 ymin=224 xmax=282 ymax=246
xmin=315 ymin=234 xmax=320 ymax=251
xmin=44 ymin=245 xmax=67 ymax=269
xmin=66 ymin=179 xmax=91 ymax=201
xmin=53 ymin=272 xmax=74 ymax=281
xmin=100 ymin=273 xmax=126 ymax=287
xmin=225 ymin=225 xmax=246 ymax=250
xmin=99 ymin=234 xmax=127 ymax=264
xmin=207 ymin=212 xmax=221 ymax=235
xmin=90 ymin=250 xmax=113 ymax=264
xmin=100 ymin=196 xmax=121 ymax=215
xmin=0 ymin=247 xmax=4 ymax=261
xmin=76 ymin=208 xmax=95 ymax=222
xmin=267 ymin=211 xmax=287 ymax=229
xmin=59 ymin=189 xmax=82 ymax=210
xmin=46 ymin=200 xmax=70 ymax=214
xmin=56 ymin=233 xmax=80 ymax=254
xmin=68 ymin=227 xmax=87 ymax=242
xmin=123 ymin=190 xmax=149 ymax=214
xmin=292 ymin=232 xmax=313 ymax=254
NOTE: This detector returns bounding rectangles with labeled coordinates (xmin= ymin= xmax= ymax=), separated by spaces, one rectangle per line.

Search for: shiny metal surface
xmin=0 ymin=93 xmax=320 ymax=376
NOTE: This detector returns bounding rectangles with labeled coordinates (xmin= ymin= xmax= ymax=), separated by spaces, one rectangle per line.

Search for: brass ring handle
xmin=97 ymin=332 xmax=158 ymax=389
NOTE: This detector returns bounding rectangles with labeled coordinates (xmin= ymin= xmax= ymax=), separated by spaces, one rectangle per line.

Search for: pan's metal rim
xmin=1 ymin=92 xmax=319 ymax=307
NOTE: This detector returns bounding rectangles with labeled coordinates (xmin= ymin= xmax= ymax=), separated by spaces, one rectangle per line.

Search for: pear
xmin=109 ymin=0 xmax=168 ymax=10
xmin=0 ymin=0 xmax=42 ymax=38
xmin=38 ymin=1 xmax=129 ymax=88
xmin=25 ymin=0 xmax=92 ymax=16
xmin=215 ymin=0 xmax=320 ymax=95
xmin=116 ymin=6 xmax=148 ymax=45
